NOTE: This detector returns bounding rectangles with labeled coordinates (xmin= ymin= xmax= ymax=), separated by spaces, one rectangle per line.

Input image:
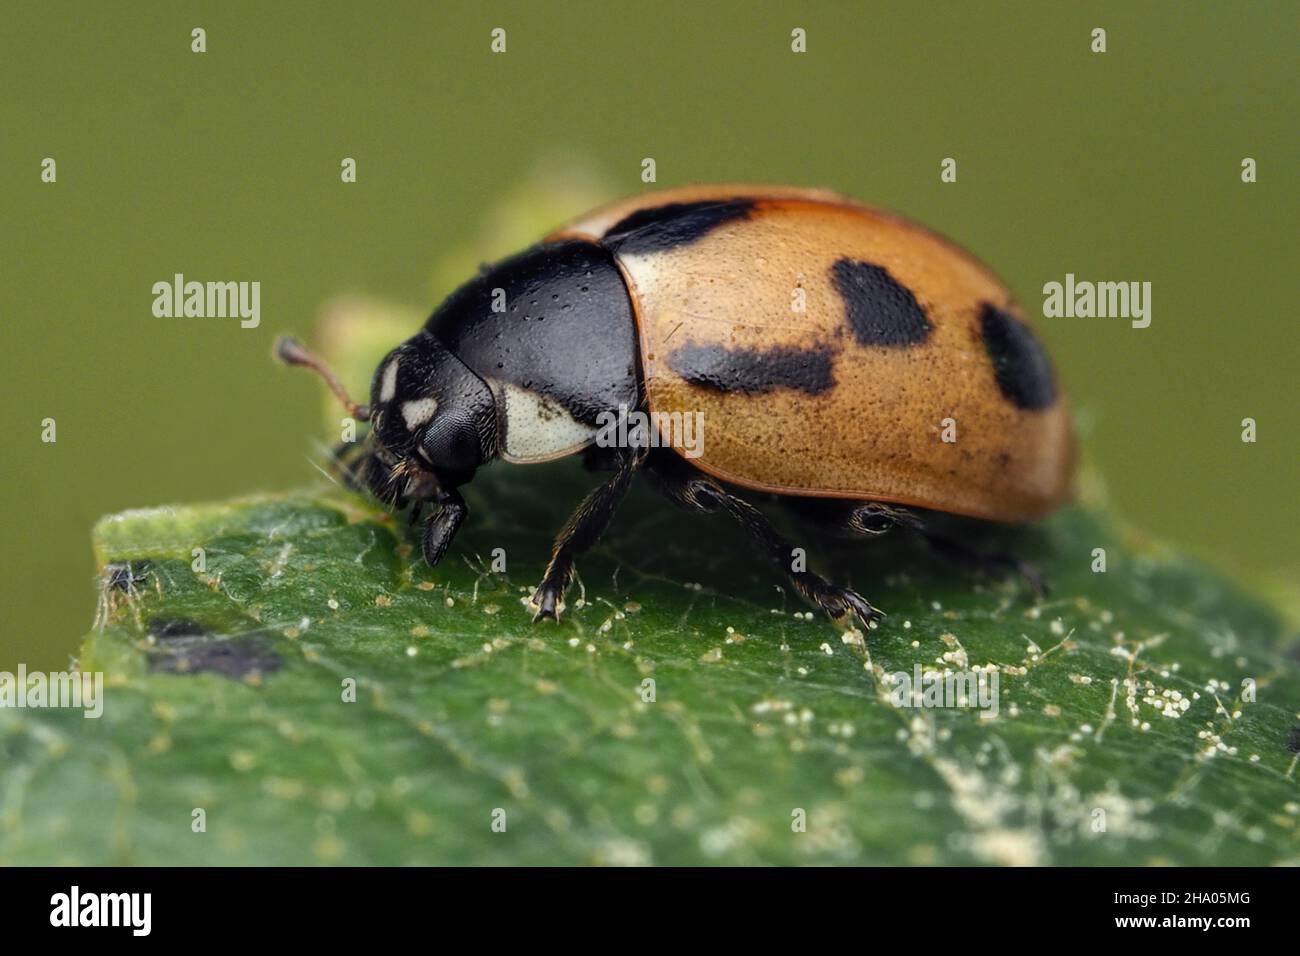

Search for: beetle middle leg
xmin=530 ymin=449 xmax=642 ymax=622
xmin=646 ymin=454 xmax=884 ymax=632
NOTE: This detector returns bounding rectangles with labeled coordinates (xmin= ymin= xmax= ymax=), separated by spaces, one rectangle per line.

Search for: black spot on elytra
xmin=603 ymin=199 xmax=756 ymax=254
xmin=1287 ymin=725 xmax=1300 ymax=755
xmin=667 ymin=342 xmax=835 ymax=395
xmin=980 ymin=303 xmax=1057 ymax=411
xmin=830 ymin=259 xmax=932 ymax=347
xmin=147 ymin=628 xmax=281 ymax=679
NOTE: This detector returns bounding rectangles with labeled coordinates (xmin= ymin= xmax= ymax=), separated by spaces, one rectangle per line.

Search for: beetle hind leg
xmin=647 ymin=455 xmax=883 ymax=633
xmin=834 ymin=501 xmax=1047 ymax=597
xmin=915 ymin=527 xmax=1047 ymax=597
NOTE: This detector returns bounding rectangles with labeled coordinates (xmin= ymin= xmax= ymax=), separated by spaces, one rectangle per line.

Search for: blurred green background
xmin=2 ymin=1 xmax=1295 ymax=670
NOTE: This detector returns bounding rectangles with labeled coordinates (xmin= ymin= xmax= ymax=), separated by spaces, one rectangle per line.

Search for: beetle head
xmin=365 ymin=333 xmax=497 ymax=500
xmin=276 ymin=334 xmax=497 ymax=508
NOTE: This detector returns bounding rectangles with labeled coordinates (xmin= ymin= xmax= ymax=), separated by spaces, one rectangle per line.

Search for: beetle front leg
xmin=531 ymin=451 xmax=639 ymax=622
xmin=328 ymin=440 xmax=371 ymax=493
xmin=422 ymin=488 xmax=468 ymax=568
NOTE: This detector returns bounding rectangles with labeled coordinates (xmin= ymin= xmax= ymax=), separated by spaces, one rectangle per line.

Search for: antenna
xmin=274 ymin=336 xmax=371 ymax=421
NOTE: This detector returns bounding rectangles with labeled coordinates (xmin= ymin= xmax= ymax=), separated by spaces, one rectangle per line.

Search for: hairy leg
xmin=531 ymin=450 xmax=641 ymax=621
xmin=646 ymin=455 xmax=884 ymax=631
xmin=818 ymin=499 xmax=1046 ymax=597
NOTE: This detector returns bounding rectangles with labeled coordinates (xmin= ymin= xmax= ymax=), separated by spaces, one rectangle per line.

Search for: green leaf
xmin=2 ymin=302 xmax=1297 ymax=865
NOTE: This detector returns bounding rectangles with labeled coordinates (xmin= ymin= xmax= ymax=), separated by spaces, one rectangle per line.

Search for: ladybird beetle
xmin=278 ymin=185 xmax=1074 ymax=632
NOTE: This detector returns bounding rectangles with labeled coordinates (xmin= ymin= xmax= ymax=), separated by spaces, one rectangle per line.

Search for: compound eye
xmin=421 ymin=412 xmax=481 ymax=477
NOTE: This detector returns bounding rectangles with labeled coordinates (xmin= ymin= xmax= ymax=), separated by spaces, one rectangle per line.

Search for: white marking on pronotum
xmin=379 ymin=360 xmax=399 ymax=402
xmin=401 ymin=397 xmax=438 ymax=430
xmin=497 ymin=383 xmax=595 ymax=463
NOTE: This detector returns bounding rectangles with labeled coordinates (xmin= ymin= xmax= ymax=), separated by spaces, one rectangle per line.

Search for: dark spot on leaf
xmin=148 ymin=631 xmax=282 ymax=679
xmin=104 ymin=560 xmax=151 ymax=592
xmin=980 ymin=303 xmax=1057 ymax=411
xmin=830 ymin=258 xmax=932 ymax=347
xmin=1287 ymin=725 xmax=1300 ymax=755
xmin=603 ymin=199 xmax=756 ymax=254
xmin=148 ymin=617 xmax=207 ymax=640
xmin=667 ymin=342 xmax=835 ymax=395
